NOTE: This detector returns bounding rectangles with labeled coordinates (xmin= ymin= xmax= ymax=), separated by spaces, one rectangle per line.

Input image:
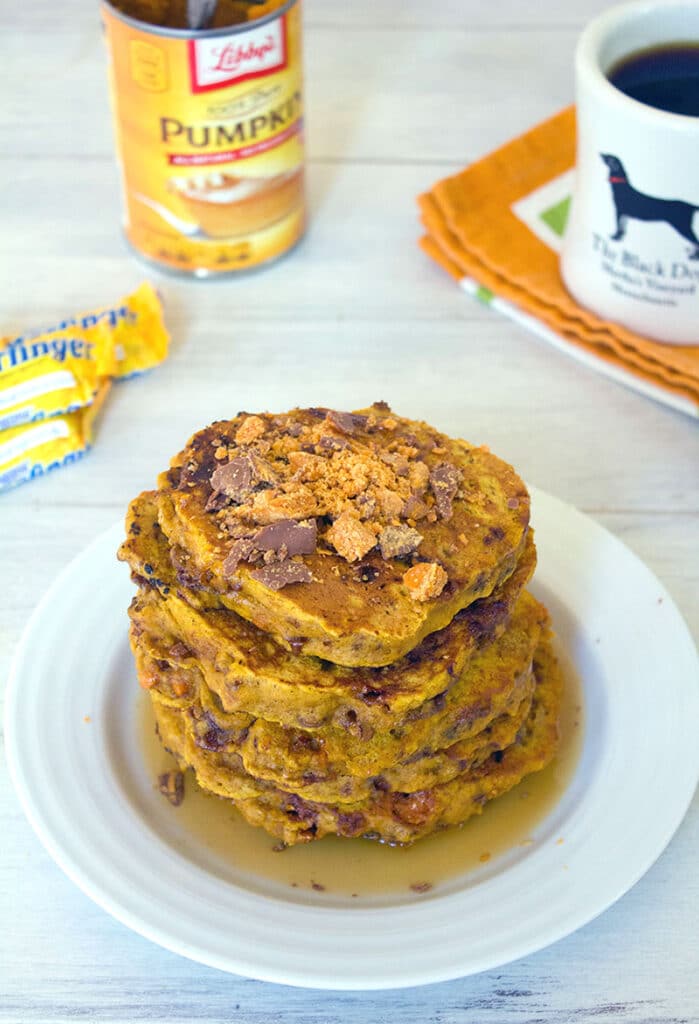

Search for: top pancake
xmin=152 ymin=403 xmax=530 ymax=666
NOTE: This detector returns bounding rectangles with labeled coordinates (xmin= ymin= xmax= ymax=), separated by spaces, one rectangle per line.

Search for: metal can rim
xmin=100 ymin=0 xmax=299 ymax=39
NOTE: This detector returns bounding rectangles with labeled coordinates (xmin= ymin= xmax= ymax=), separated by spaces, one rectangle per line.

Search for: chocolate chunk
xmin=467 ymin=598 xmax=509 ymax=645
xmin=483 ymin=525 xmax=506 ymax=546
xmin=318 ymin=434 xmax=349 ymax=451
xmin=222 ymin=538 xmax=256 ymax=576
xmin=401 ymin=493 xmax=429 ymax=520
xmin=198 ymin=726 xmax=232 ymax=753
xmin=291 ymin=732 xmax=323 ymax=753
xmin=429 ymin=462 xmax=461 ymax=520
xmin=359 ymin=686 xmax=384 ymax=704
xmin=326 ymin=410 xmax=368 ymax=435
xmin=378 ymin=524 xmax=423 ymax=560
xmin=371 ymin=775 xmax=390 ymax=792
xmin=169 ymin=641 xmax=193 ymax=660
xmin=284 ymin=794 xmax=318 ymax=825
xmin=190 ymin=709 xmax=234 ymax=751
xmin=158 ymin=770 xmax=184 ymax=806
xmin=380 ymin=451 xmax=410 ymax=477
xmin=210 ymin=453 xmax=277 ymax=506
xmin=252 ymin=518 xmax=317 ymax=557
xmin=355 ymin=493 xmax=377 ymax=519
xmin=372 ymin=400 xmax=391 ymax=412
xmin=250 ymin=561 xmax=313 ymax=590
xmin=337 ymin=811 xmax=366 ymax=837
xmin=177 ymin=458 xmax=210 ymax=489
xmin=210 ymin=455 xmax=254 ymax=502
xmin=431 ymin=691 xmax=447 ymax=711
xmin=204 ymin=490 xmax=230 ymax=512
xmin=170 ymin=546 xmax=204 ymax=590
xmin=354 ymin=562 xmax=379 ymax=583
xmin=333 ymin=705 xmax=374 ymax=740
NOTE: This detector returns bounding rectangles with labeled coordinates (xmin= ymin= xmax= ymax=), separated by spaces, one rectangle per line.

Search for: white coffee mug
xmin=561 ymin=0 xmax=699 ymax=345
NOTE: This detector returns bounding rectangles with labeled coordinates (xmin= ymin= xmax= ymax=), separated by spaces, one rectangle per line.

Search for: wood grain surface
xmin=1 ymin=1 xmax=697 ymax=1021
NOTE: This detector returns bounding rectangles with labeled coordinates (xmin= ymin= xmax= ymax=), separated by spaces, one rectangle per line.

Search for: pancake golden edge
xmin=151 ymin=637 xmax=563 ymax=846
xmin=148 ymin=404 xmax=530 ymax=666
xmin=148 ymin=664 xmax=535 ymax=804
xmin=121 ymin=489 xmax=536 ymax=730
xmin=135 ymin=590 xmax=544 ymax=800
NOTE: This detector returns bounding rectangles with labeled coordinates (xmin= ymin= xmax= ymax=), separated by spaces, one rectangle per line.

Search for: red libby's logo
xmin=189 ymin=16 xmax=287 ymax=93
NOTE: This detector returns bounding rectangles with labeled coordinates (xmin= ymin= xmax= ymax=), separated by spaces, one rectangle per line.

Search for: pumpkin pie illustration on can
xmin=168 ymin=166 xmax=304 ymax=238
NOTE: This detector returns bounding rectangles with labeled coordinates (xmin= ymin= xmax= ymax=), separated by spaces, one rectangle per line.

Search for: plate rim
xmin=5 ymin=487 xmax=699 ymax=990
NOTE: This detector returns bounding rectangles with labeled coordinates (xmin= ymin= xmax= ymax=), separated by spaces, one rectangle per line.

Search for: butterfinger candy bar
xmin=0 ymin=381 xmax=111 ymax=493
xmin=0 ymin=322 xmax=116 ymax=433
xmin=5 ymin=281 xmax=170 ymax=383
xmin=0 ymin=283 xmax=169 ymax=434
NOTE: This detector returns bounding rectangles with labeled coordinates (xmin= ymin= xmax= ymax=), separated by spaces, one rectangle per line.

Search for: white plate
xmin=5 ymin=488 xmax=699 ymax=990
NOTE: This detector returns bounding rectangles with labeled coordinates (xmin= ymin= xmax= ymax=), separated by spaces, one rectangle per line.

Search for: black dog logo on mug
xmin=601 ymin=154 xmax=699 ymax=259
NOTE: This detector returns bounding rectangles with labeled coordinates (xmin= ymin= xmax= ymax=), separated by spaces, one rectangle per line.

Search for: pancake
xmin=146 ymin=403 xmax=530 ymax=666
xmin=134 ymin=590 xmax=547 ymax=780
xmin=138 ymin=633 xmax=536 ymax=803
xmin=130 ymin=585 xmax=548 ymax=770
xmin=148 ymin=663 xmax=535 ymax=803
xmin=151 ymin=636 xmax=563 ymax=845
xmin=121 ymin=405 xmax=562 ymax=850
xmin=122 ymin=490 xmax=536 ymax=730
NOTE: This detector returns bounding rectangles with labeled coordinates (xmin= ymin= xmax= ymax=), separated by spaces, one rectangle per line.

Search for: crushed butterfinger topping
xmin=195 ymin=404 xmax=466 ymax=590
xmin=326 ymin=512 xmax=377 ymax=562
xmin=378 ymin=524 xmax=422 ymax=560
xmin=403 ymin=562 xmax=448 ymax=601
xmin=235 ymin=415 xmax=267 ymax=445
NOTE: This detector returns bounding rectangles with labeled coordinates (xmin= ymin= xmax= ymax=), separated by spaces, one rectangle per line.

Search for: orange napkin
xmin=419 ymin=106 xmax=699 ymax=417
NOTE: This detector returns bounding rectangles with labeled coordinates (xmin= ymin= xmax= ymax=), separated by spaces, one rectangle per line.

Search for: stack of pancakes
xmin=119 ymin=404 xmax=562 ymax=846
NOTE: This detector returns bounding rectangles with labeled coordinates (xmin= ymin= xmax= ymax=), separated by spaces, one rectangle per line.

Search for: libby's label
xmin=102 ymin=1 xmax=305 ymax=275
xmin=189 ymin=18 xmax=287 ymax=91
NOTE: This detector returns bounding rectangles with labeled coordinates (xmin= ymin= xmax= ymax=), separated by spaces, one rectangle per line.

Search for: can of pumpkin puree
xmin=101 ymin=0 xmax=305 ymax=276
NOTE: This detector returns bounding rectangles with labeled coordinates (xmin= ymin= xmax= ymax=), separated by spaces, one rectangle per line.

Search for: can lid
xmin=101 ymin=0 xmax=298 ymax=39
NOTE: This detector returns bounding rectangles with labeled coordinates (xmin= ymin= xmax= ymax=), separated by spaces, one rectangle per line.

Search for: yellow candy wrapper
xmin=93 ymin=281 xmax=170 ymax=380
xmin=2 ymin=282 xmax=170 ymax=434
xmin=0 ymin=322 xmax=116 ymax=432
xmin=0 ymin=282 xmax=167 ymax=491
xmin=0 ymin=381 xmax=111 ymax=493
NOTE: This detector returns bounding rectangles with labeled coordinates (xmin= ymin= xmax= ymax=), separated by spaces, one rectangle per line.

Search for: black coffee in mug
xmin=608 ymin=43 xmax=699 ymax=116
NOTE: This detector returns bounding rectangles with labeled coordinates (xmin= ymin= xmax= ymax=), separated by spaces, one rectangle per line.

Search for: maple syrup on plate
xmin=137 ymin=646 xmax=584 ymax=901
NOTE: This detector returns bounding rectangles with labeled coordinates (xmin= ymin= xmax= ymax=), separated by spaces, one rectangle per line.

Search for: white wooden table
xmin=2 ymin=1 xmax=698 ymax=1020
